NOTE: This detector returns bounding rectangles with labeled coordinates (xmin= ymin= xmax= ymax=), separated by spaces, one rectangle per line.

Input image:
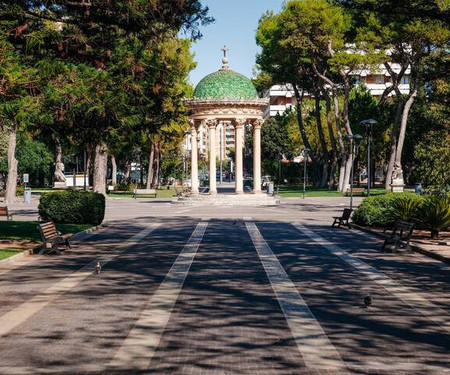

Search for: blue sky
xmin=188 ymin=0 xmax=284 ymax=86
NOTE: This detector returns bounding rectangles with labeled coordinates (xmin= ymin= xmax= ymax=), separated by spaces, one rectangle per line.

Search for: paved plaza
xmin=1 ymin=198 xmax=450 ymax=374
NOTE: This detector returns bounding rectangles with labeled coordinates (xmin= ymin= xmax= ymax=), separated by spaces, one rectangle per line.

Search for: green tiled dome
xmin=193 ymin=69 xmax=258 ymax=100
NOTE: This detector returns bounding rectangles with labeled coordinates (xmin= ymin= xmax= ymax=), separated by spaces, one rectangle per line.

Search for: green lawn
xmin=278 ymin=186 xmax=387 ymax=198
xmin=0 ymin=221 xmax=92 ymax=243
xmin=0 ymin=249 xmax=23 ymax=260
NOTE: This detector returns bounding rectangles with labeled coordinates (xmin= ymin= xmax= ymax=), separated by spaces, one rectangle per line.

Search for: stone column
xmin=207 ymin=119 xmax=218 ymax=195
xmin=234 ymin=118 xmax=246 ymax=194
xmin=190 ymin=120 xmax=199 ymax=195
xmin=253 ymin=119 xmax=263 ymax=194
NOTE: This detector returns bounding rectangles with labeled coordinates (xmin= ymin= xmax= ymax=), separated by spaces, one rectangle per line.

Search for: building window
xmin=400 ymin=76 xmax=409 ymax=85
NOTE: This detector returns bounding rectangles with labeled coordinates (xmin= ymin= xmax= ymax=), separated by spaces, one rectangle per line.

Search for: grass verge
xmin=0 ymin=249 xmax=23 ymax=260
xmin=278 ymin=186 xmax=387 ymax=198
xmin=0 ymin=221 xmax=92 ymax=243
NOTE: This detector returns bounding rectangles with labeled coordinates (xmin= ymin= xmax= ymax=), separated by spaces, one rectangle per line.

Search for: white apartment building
xmin=263 ymin=63 xmax=411 ymax=119
xmin=183 ymin=121 xmax=235 ymax=161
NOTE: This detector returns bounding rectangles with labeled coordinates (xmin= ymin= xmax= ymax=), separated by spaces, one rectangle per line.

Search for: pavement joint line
xmin=108 ymin=218 xmax=210 ymax=371
xmin=244 ymin=217 xmax=347 ymax=371
xmin=0 ymin=223 xmax=161 ymax=338
xmin=293 ymin=222 xmax=450 ymax=334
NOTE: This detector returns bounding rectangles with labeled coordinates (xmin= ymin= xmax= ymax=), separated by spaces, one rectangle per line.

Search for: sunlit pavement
xmin=0 ymin=198 xmax=449 ymax=374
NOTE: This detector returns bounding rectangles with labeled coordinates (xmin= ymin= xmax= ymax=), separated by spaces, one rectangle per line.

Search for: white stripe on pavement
xmin=109 ymin=219 xmax=210 ymax=371
xmin=294 ymin=223 xmax=450 ymax=334
xmin=0 ymin=224 xmax=160 ymax=338
xmin=244 ymin=217 xmax=346 ymax=371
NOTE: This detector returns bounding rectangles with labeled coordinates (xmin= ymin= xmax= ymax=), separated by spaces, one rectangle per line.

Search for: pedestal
xmin=390 ymin=178 xmax=405 ymax=193
xmin=53 ymin=181 xmax=67 ymax=189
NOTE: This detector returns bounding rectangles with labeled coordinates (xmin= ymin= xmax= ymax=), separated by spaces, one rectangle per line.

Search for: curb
xmin=72 ymin=224 xmax=104 ymax=240
xmin=349 ymin=223 xmax=450 ymax=265
xmin=0 ymin=248 xmax=33 ymax=265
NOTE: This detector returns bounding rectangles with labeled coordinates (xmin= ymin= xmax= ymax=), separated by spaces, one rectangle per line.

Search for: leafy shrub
xmin=39 ymin=190 xmax=105 ymax=225
xmin=416 ymin=196 xmax=450 ymax=238
xmin=115 ymin=182 xmax=135 ymax=192
xmin=16 ymin=186 xmax=24 ymax=196
xmin=352 ymin=193 xmax=423 ymax=227
xmin=388 ymin=195 xmax=423 ymax=223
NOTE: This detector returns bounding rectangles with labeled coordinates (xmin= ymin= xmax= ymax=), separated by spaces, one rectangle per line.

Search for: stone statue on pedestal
xmin=53 ymin=162 xmax=67 ymax=189
xmin=390 ymin=162 xmax=404 ymax=192
xmin=54 ymin=162 xmax=66 ymax=182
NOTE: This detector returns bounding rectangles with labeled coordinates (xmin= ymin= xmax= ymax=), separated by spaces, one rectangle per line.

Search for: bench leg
xmin=52 ymin=243 xmax=61 ymax=255
xmin=38 ymin=246 xmax=47 ymax=255
xmin=66 ymin=239 xmax=71 ymax=249
xmin=331 ymin=219 xmax=337 ymax=227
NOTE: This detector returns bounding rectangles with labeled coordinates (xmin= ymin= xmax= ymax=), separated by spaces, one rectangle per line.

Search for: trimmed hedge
xmin=352 ymin=193 xmax=424 ymax=227
xmin=38 ymin=190 xmax=105 ymax=225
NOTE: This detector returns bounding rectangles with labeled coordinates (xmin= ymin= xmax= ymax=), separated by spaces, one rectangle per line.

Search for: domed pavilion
xmin=184 ymin=47 xmax=269 ymax=195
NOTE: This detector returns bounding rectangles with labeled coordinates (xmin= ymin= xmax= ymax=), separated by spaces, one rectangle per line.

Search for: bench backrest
xmin=393 ymin=220 xmax=414 ymax=239
xmin=136 ymin=189 xmax=156 ymax=194
xmin=342 ymin=208 xmax=353 ymax=220
xmin=0 ymin=206 xmax=8 ymax=215
xmin=38 ymin=222 xmax=58 ymax=240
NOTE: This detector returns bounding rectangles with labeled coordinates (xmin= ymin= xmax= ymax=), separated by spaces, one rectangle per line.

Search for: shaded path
xmin=0 ymin=203 xmax=449 ymax=374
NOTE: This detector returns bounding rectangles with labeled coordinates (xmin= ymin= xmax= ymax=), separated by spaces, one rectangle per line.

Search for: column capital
xmin=252 ymin=119 xmax=264 ymax=129
xmin=206 ymin=119 xmax=218 ymax=129
xmin=189 ymin=119 xmax=202 ymax=129
xmin=233 ymin=118 xmax=247 ymax=129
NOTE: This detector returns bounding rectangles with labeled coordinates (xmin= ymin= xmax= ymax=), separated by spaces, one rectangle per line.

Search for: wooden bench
xmin=0 ymin=206 xmax=13 ymax=220
xmin=133 ymin=188 xmax=157 ymax=198
xmin=382 ymin=220 xmax=415 ymax=253
xmin=345 ymin=188 xmax=366 ymax=196
xmin=37 ymin=222 xmax=73 ymax=255
xmin=332 ymin=208 xmax=353 ymax=228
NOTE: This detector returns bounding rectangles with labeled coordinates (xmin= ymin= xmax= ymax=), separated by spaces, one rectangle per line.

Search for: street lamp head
xmin=346 ymin=134 xmax=364 ymax=143
xmin=360 ymin=118 xmax=378 ymax=126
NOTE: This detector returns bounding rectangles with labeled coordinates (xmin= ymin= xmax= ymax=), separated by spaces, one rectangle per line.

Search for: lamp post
xmin=359 ymin=119 xmax=378 ymax=196
xmin=302 ymin=148 xmax=310 ymax=199
xmin=346 ymin=134 xmax=363 ymax=210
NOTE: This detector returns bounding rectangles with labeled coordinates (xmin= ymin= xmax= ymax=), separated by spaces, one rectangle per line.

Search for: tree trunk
xmin=146 ymin=142 xmax=155 ymax=189
xmin=4 ymin=124 xmax=18 ymax=203
xmin=331 ymin=90 xmax=347 ymax=192
xmin=431 ymin=229 xmax=439 ymax=239
xmin=324 ymin=91 xmax=338 ymax=188
xmin=340 ymin=77 xmax=354 ymax=192
xmin=292 ymin=84 xmax=317 ymax=165
xmin=93 ymin=143 xmax=108 ymax=195
xmin=385 ymin=99 xmax=404 ymax=190
xmin=314 ymin=87 xmax=329 ymax=187
xmin=111 ymin=155 xmax=117 ymax=185
xmin=153 ymin=144 xmax=161 ymax=189
xmin=124 ymin=160 xmax=131 ymax=181
xmin=395 ymin=79 xmax=419 ymax=169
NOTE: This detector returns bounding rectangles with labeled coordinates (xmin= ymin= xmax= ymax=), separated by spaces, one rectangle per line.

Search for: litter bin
xmin=414 ymin=182 xmax=422 ymax=195
xmin=268 ymin=182 xmax=274 ymax=195
xmin=24 ymin=187 xmax=31 ymax=204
